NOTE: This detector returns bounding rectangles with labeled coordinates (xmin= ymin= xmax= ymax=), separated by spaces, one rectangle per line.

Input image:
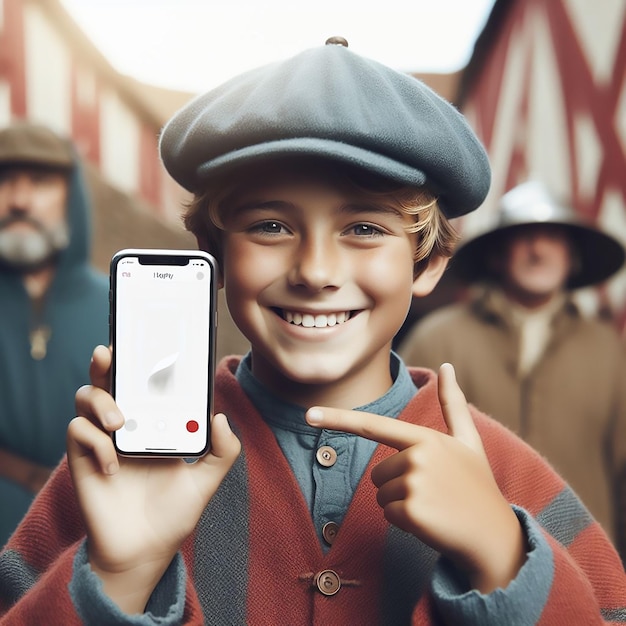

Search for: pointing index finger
xmin=305 ymin=406 xmax=429 ymax=450
xmin=438 ymin=363 xmax=484 ymax=452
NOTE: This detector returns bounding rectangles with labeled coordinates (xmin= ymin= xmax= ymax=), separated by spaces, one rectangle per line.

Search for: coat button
xmin=322 ymin=521 xmax=339 ymax=545
xmin=315 ymin=569 xmax=341 ymax=596
xmin=316 ymin=445 xmax=337 ymax=467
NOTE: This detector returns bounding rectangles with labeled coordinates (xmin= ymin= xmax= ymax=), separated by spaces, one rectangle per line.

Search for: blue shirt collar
xmin=235 ymin=351 xmax=417 ymax=434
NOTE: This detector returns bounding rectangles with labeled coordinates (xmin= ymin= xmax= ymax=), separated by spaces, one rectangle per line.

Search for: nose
xmin=5 ymin=174 xmax=34 ymax=214
xmin=288 ymin=234 xmax=341 ymax=292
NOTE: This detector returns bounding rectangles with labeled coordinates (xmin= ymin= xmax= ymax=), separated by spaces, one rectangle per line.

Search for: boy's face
xmin=218 ymin=162 xmax=428 ymax=406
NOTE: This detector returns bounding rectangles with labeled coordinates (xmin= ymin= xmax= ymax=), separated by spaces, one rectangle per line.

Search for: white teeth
xmin=283 ymin=310 xmax=351 ymax=327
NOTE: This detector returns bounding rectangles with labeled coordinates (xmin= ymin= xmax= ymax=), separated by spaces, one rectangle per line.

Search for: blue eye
xmin=250 ymin=221 xmax=287 ymax=234
xmin=349 ymin=224 xmax=384 ymax=237
xmin=262 ymin=222 xmax=282 ymax=233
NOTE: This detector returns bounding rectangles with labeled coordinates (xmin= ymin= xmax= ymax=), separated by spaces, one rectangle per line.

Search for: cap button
xmin=325 ymin=36 xmax=348 ymax=47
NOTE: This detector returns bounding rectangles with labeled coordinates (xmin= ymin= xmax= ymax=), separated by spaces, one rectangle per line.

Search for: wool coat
xmin=399 ymin=287 xmax=626 ymax=556
xmin=1 ymin=359 xmax=625 ymax=624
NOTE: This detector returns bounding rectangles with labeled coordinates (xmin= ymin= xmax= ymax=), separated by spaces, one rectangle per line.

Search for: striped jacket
xmin=1 ymin=358 xmax=625 ymax=624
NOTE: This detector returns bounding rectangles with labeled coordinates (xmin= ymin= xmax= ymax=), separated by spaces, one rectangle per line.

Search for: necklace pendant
xmin=30 ymin=326 xmax=51 ymax=360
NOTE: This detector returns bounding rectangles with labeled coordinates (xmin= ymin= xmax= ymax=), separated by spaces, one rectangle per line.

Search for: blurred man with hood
xmin=0 ymin=121 xmax=108 ymax=545
xmin=399 ymin=180 xmax=626 ymax=561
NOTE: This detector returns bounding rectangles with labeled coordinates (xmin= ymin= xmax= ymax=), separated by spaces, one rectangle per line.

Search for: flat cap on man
xmin=0 ymin=121 xmax=73 ymax=169
xmin=159 ymin=40 xmax=491 ymax=218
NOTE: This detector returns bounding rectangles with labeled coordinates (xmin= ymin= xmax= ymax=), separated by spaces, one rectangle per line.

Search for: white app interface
xmin=114 ymin=256 xmax=212 ymax=453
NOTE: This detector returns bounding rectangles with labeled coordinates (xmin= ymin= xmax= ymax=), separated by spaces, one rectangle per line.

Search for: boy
xmin=1 ymin=40 xmax=625 ymax=625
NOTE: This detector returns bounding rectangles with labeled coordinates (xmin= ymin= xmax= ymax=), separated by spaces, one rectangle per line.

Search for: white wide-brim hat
xmin=450 ymin=181 xmax=625 ymax=289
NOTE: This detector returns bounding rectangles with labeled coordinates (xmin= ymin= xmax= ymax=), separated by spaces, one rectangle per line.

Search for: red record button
xmin=186 ymin=420 xmax=199 ymax=433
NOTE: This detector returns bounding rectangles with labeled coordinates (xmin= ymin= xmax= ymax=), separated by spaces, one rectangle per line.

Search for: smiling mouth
xmin=276 ymin=309 xmax=356 ymax=328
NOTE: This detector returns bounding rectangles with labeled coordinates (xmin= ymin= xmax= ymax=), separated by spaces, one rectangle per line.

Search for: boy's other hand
xmin=305 ymin=363 xmax=526 ymax=593
xmin=67 ymin=345 xmax=241 ymax=614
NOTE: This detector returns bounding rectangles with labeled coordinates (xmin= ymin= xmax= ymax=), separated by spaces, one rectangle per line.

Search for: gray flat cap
xmin=159 ymin=41 xmax=491 ymax=218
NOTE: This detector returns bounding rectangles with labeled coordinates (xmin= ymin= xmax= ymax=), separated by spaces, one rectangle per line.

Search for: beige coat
xmin=399 ymin=288 xmax=626 ymax=551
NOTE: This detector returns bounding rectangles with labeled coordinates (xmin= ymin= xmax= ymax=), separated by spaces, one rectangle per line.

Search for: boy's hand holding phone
xmin=67 ymin=345 xmax=241 ymax=615
xmin=305 ymin=363 xmax=527 ymax=594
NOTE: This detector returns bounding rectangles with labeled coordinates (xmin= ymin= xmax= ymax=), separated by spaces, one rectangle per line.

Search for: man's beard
xmin=0 ymin=215 xmax=70 ymax=272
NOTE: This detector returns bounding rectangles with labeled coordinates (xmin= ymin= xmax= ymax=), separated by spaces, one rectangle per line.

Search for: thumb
xmin=89 ymin=345 xmax=112 ymax=392
xmin=438 ymin=363 xmax=484 ymax=453
xmin=198 ymin=412 xmax=241 ymax=474
xmin=192 ymin=413 xmax=241 ymax=499
xmin=207 ymin=412 xmax=241 ymax=462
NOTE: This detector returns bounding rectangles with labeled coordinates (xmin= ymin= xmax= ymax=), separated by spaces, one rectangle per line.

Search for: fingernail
xmin=306 ymin=408 xmax=323 ymax=424
xmin=441 ymin=362 xmax=455 ymax=376
xmin=104 ymin=411 xmax=123 ymax=429
xmin=105 ymin=461 xmax=118 ymax=475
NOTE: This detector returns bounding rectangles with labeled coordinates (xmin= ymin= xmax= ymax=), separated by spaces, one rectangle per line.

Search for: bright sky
xmin=60 ymin=0 xmax=496 ymax=94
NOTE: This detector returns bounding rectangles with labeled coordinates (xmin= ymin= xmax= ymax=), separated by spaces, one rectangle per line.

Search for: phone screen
xmin=110 ymin=249 xmax=217 ymax=457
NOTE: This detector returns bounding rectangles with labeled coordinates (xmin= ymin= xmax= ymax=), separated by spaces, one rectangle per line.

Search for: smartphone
xmin=109 ymin=249 xmax=218 ymax=457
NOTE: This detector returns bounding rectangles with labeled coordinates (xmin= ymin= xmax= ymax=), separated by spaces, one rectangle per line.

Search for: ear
xmin=411 ymin=254 xmax=449 ymax=297
xmin=195 ymin=234 xmax=225 ymax=289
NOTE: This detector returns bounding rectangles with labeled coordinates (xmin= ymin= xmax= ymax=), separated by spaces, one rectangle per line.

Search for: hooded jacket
xmin=0 ymin=153 xmax=109 ymax=546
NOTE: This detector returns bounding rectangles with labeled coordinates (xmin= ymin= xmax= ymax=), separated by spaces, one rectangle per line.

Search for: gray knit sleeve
xmin=69 ymin=540 xmax=186 ymax=625
xmin=430 ymin=506 xmax=553 ymax=626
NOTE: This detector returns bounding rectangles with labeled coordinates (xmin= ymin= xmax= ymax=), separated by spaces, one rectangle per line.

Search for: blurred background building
xmin=456 ymin=0 xmax=626 ymax=333
xmin=1 ymin=0 xmax=624 ymax=344
xmin=0 ymin=0 xmax=198 ymax=264
xmin=0 ymin=0 xmax=250 ymax=357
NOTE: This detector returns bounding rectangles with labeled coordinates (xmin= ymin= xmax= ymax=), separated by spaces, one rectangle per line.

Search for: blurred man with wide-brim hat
xmin=451 ymin=180 xmax=624 ymax=291
xmin=399 ymin=180 xmax=626 ymax=562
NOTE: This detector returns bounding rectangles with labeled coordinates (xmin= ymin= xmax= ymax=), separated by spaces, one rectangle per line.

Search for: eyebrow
xmin=230 ymin=200 xmax=292 ymax=216
xmin=340 ymin=202 xmax=404 ymax=219
xmin=231 ymin=199 xmax=403 ymax=219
